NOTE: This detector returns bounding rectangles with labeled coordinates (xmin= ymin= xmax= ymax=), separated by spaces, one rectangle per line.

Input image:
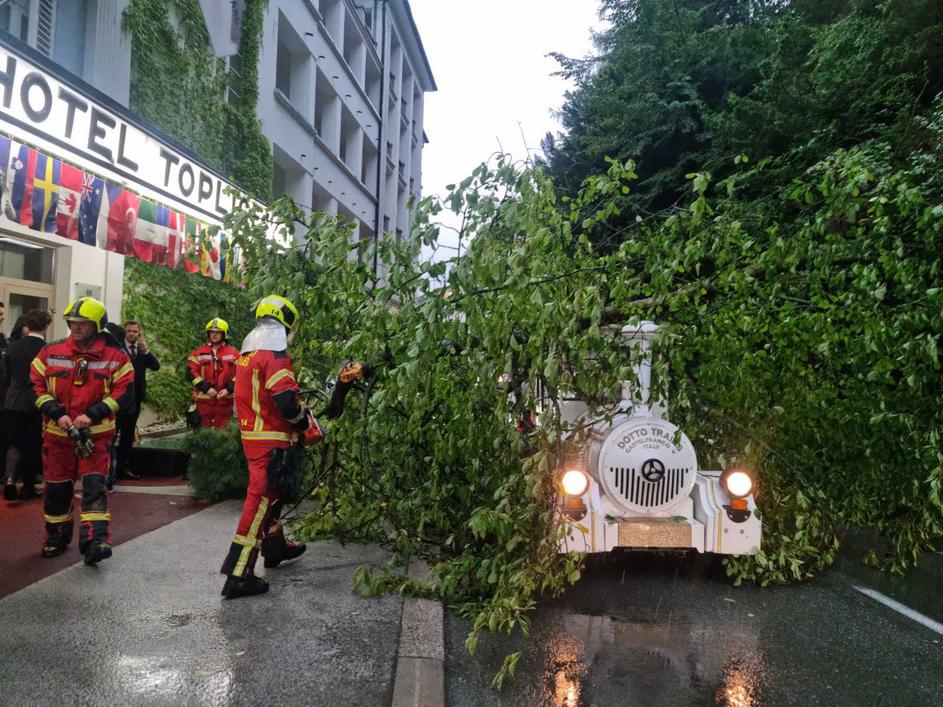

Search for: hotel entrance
xmin=0 ymin=237 xmax=56 ymax=337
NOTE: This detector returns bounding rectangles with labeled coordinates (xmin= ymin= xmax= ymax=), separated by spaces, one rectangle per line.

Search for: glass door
xmin=1 ymin=283 xmax=53 ymax=338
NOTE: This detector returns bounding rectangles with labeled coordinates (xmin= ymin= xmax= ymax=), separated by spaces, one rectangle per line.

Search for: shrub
xmin=183 ymin=426 xmax=248 ymax=502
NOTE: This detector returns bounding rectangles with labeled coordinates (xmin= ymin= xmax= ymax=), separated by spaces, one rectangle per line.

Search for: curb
xmin=391 ymin=560 xmax=445 ymax=707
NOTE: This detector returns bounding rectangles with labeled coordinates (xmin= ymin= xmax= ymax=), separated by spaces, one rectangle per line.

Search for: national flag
xmin=0 ymin=135 xmax=10 ymax=201
xmin=164 ymin=209 xmax=184 ymax=268
xmin=78 ymin=174 xmax=104 ymax=246
xmin=135 ymin=199 xmax=168 ymax=263
xmin=56 ymin=163 xmax=84 ymax=240
xmin=218 ymin=232 xmax=229 ymax=282
xmin=10 ymin=144 xmax=60 ymax=232
xmin=182 ymin=217 xmax=202 ymax=273
xmin=200 ymin=232 xmax=222 ymax=280
xmin=135 ymin=202 xmax=185 ymax=265
xmin=99 ymin=184 xmax=141 ymax=255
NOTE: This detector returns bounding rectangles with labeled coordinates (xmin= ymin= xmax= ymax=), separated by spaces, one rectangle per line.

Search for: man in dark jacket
xmin=0 ymin=303 xmax=13 ymax=500
xmin=115 ymin=320 xmax=159 ymax=480
xmin=2 ymin=309 xmax=51 ymax=500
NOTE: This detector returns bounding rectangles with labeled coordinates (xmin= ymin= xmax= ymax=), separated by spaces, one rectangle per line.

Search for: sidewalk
xmin=0 ymin=500 xmax=409 ymax=706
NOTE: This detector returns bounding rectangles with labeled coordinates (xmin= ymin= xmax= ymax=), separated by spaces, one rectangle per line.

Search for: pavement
xmin=0 ymin=484 xmax=207 ymax=599
xmin=445 ymin=552 xmax=943 ymax=706
xmin=0 ymin=497 xmax=442 ymax=707
xmin=4 ymin=477 xmax=941 ymax=706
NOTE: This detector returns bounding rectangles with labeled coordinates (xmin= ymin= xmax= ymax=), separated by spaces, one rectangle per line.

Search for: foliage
xmin=226 ymin=92 xmax=943 ymax=680
xmin=122 ymin=258 xmax=256 ymax=418
xmin=183 ymin=425 xmax=249 ymax=501
xmin=544 ymin=0 xmax=943 ymax=244
xmin=123 ymin=0 xmax=272 ymax=197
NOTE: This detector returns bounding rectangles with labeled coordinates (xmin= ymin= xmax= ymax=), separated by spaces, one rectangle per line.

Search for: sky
xmin=407 ymin=0 xmax=603 ymax=255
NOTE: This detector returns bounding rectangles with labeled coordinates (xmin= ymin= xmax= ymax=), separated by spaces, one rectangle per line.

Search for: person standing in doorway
xmin=115 ymin=320 xmax=160 ymax=480
xmin=3 ymin=309 xmax=52 ymax=500
xmin=187 ymin=318 xmax=239 ymax=429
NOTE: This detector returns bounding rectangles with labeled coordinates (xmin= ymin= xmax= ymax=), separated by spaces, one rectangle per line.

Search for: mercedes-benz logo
xmin=641 ymin=458 xmax=666 ymax=482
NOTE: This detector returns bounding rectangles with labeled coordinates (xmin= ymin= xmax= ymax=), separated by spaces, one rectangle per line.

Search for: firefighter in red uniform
xmin=31 ymin=297 xmax=133 ymax=564
xmin=219 ymin=295 xmax=319 ymax=598
xmin=187 ymin=318 xmax=240 ymax=428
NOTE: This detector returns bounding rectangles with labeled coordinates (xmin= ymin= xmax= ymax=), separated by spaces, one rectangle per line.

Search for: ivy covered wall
xmin=122 ymin=258 xmax=256 ymax=418
xmin=121 ymin=1 xmax=271 ymax=418
xmin=123 ymin=0 xmax=272 ymax=198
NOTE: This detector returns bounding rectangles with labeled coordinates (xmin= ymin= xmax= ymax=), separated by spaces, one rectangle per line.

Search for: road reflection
xmin=540 ymin=612 xmax=765 ymax=706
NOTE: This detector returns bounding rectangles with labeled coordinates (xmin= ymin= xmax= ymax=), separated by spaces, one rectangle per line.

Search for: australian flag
xmin=10 ymin=144 xmax=60 ymax=232
xmin=78 ymin=173 xmax=104 ymax=246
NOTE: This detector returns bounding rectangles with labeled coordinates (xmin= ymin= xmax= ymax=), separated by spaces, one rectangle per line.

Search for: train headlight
xmin=561 ymin=469 xmax=589 ymax=497
xmin=722 ymin=467 xmax=753 ymax=498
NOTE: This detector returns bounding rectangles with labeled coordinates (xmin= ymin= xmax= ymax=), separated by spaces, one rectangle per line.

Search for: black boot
xmin=18 ymin=484 xmax=40 ymax=500
xmin=3 ymin=481 xmax=16 ymax=501
xmin=41 ymin=543 xmax=68 ymax=558
xmin=83 ymin=541 xmax=113 ymax=565
xmin=221 ymin=575 xmax=270 ymax=599
xmin=263 ymin=540 xmax=307 ymax=568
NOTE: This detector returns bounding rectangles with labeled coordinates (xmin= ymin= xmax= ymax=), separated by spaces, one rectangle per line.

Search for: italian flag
xmin=135 ymin=199 xmax=183 ymax=265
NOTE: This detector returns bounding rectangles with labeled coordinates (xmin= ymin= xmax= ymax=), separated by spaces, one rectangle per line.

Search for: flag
xmin=0 ymin=136 xmax=12 ymax=220
xmin=100 ymin=184 xmax=141 ymax=255
xmin=166 ymin=210 xmax=183 ymax=269
xmin=56 ymin=163 xmax=84 ymax=239
xmin=10 ymin=144 xmax=60 ymax=232
xmin=200 ymin=233 xmax=222 ymax=280
xmin=135 ymin=199 xmax=168 ymax=263
xmin=182 ymin=217 xmax=202 ymax=273
xmin=78 ymin=174 xmax=104 ymax=246
xmin=134 ymin=202 xmax=185 ymax=265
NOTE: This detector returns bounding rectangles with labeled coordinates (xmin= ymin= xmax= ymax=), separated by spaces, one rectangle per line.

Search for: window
xmin=272 ymin=161 xmax=287 ymax=199
xmin=0 ymin=237 xmax=55 ymax=284
xmin=276 ymin=40 xmax=292 ymax=98
xmin=35 ymin=0 xmax=55 ymax=56
xmin=0 ymin=0 xmax=30 ymax=42
xmin=275 ymin=11 xmax=314 ymax=119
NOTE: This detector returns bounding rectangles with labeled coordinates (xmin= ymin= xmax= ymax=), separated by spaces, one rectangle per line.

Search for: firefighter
xmin=219 ymin=295 xmax=319 ymax=599
xmin=187 ymin=318 xmax=240 ymax=429
xmin=31 ymin=297 xmax=133 ymax=564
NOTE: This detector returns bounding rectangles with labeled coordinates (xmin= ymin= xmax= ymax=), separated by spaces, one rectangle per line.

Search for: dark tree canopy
xmin=544 ymin=0 xmax=943 ymax=245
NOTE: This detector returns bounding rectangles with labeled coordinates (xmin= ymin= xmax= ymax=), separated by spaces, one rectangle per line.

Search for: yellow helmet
xmin=205 ymin=317 xmax=229 ymax=335
xmin=64 ymin=297 xmax=108 ymax=333
xmin=255 ymin=295 xmax=299 ymax=330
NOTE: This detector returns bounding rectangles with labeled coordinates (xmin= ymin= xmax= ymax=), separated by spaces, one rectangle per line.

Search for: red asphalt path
xmin=0 ymin=486 xmax=210 ymax=599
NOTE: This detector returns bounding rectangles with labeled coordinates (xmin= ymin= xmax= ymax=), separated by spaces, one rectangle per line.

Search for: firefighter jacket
xmin=30 ymin=334 xmax=134 ymax=438
xmin=234 ymin=349 xmax=307 ymax=446
xmin=188 ymin=343 xmax=240 ymax=400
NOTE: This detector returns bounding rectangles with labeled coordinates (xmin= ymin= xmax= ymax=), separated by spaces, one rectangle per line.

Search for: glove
xmin=325 ymin=361 xmax=374 ymax=419
xmin=67 ymin=426 xmax=94 ymax=459
xmin=298 ymin=409 xmax=324 ymax=447
xmin=338 ymin=361 xmax=370 ymax=383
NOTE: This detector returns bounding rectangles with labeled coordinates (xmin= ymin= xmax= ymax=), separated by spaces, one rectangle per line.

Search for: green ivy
xmin=122 ymin=258 xmax=256 ymax=418
xmin=123 ymin=0 xmax=272 ymax=198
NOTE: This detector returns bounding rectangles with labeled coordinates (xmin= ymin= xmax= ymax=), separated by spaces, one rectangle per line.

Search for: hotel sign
xmin=0 ymin=44 xmax=238 ymax=223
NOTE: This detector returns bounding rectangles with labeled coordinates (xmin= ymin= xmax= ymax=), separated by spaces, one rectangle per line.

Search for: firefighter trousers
xmin=196 ymin=398 xmax=234 ymax=429
xmin=220 ymin=443 xmax=293 ymax=578
xmin=42 ymin=434 xmax=112 ymax=552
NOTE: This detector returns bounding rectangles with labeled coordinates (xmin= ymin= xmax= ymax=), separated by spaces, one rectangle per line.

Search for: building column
xmin=83 ymin=0 xmax=132 ymax=106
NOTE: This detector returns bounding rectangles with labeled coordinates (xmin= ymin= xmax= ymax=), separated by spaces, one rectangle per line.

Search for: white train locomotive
xmin=557 ymin=322 xmax=761 ymax=556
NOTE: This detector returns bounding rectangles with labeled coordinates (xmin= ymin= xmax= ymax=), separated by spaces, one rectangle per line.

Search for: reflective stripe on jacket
xmin=187 ymin=343 xmax=240 ymax=398
xmin=234 ymin=349 xmax=301 ymax=444
xmin=30 ymin=334 xmax=133 ymax=437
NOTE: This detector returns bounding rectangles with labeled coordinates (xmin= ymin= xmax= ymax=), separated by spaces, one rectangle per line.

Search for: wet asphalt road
xmin=446 ymin=552 xmax=943 ymax=706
